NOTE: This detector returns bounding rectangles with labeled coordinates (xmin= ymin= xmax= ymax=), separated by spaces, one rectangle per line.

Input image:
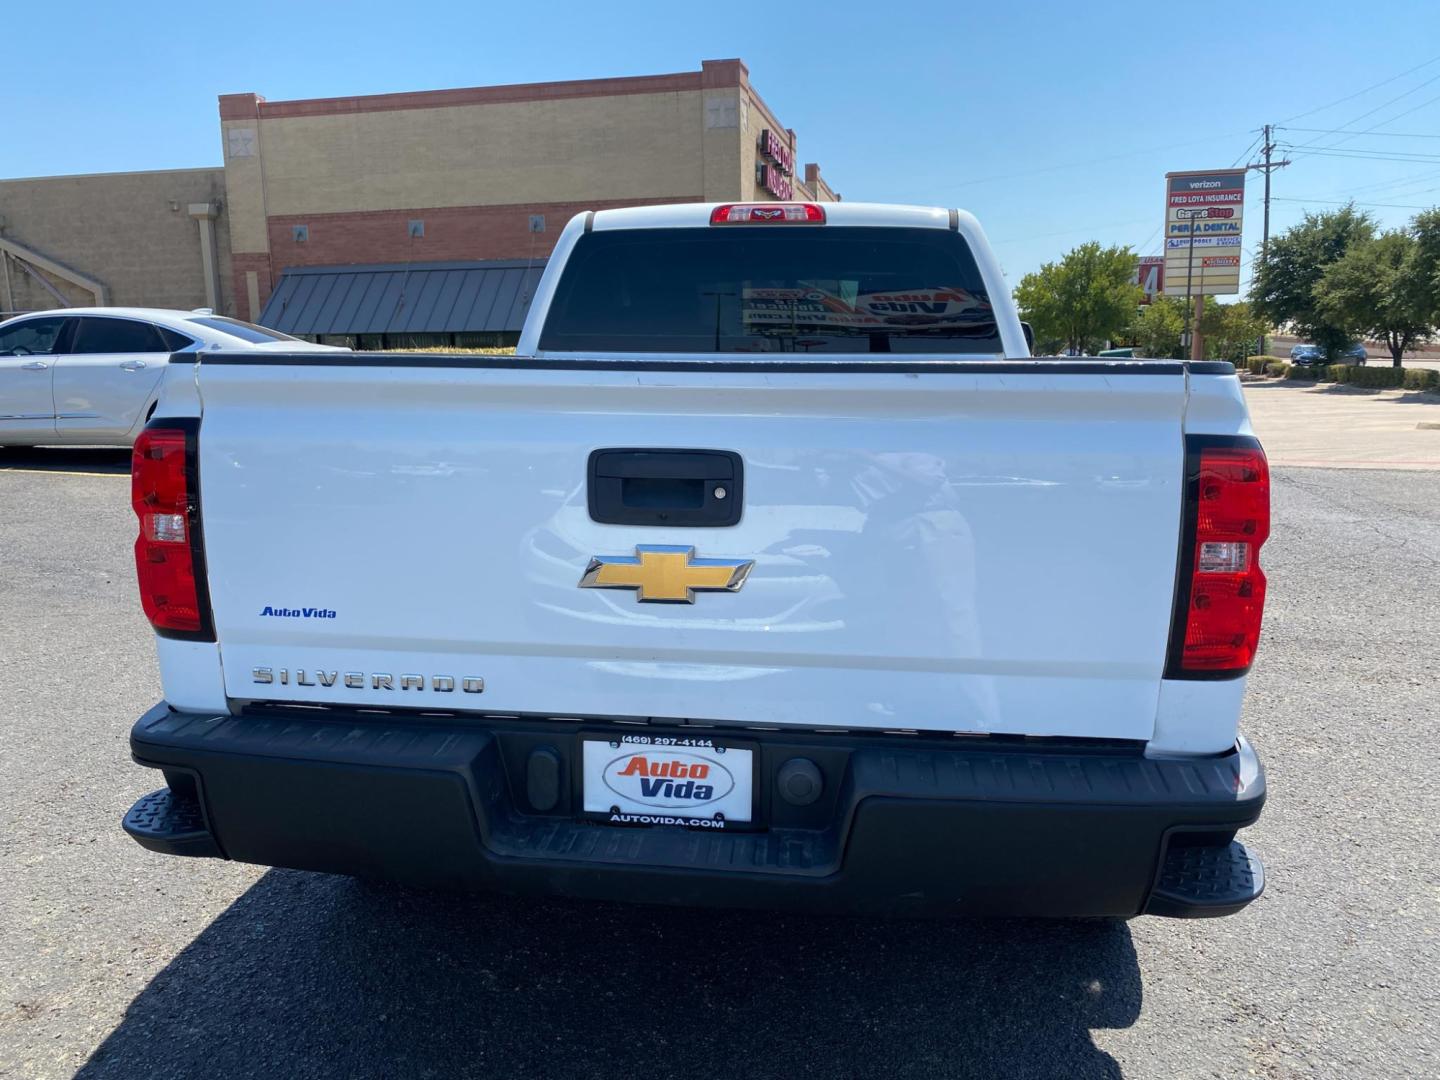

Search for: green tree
xmin=1199 ymin=300 xmax=1269 ymax=363
xmin=1015 ymin=242 xmax=1143 ymax=354
xmin=1250 ymin=205 xmax=1375 ymax=359
xmin=1124 ymin=295 xmax=1186 ymax=358
xmin=1412 ymin=208 xmax=1440 ymax=323
xmin=1316 ymin=231 xmax=1434 ymax=366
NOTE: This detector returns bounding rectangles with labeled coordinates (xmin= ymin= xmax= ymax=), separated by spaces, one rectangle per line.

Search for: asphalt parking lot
xmin=2 ymin=435 xmax=1437 ymax=1078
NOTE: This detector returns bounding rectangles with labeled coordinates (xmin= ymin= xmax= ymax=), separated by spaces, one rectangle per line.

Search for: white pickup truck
xmin=123 ymin=201 xmax=1268 ymax=918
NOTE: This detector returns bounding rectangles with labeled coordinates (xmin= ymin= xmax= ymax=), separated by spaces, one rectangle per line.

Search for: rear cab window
xmin=538 ymin=227 xmax=1001 ymax=355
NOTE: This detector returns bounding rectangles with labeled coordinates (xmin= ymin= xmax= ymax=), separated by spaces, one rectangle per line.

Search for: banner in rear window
xmin=739 ymin=286 xmax=992 ymax=331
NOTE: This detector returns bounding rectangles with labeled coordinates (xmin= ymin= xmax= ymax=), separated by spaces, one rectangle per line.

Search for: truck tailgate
xmin=195 ymin=359 xmax=1187 ymax=740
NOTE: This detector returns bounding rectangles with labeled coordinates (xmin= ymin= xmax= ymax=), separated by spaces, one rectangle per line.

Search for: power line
xmin=1312 ymin=166 xmax=1440 ymax=197
xmin=1282 ymin=172 xmax=1440 ymax=202
xmin=1281 ymin=126 xmax=1440 ymax=139
xmin=1333 ymin=89 xmax=1440 ymax=147
xmin=1276 ymin=53 xmax=1440 ymax=124
xmin=1271 ymin=195 xmax=1439 ymax=209
xmin=1133 ymin=222 xmax=1163 ymax=256
xmin=1281 ymin=146 xmax=1440 ymax=163
xmin=1303 ymin=71 xmax=1440 ymax=140
xmin=1349 ymin=168 xmax=1440 ymax=197
xmin=1230 ymin=132 xmax=1264 ymax=169
xmin=1291 ymin=84 xmax=1440 ymax=159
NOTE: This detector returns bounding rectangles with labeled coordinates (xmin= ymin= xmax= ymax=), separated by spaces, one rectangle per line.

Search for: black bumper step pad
xmin=122 ymin=787 xmax=221 ymax=858
xmin=1145 ymin=839 xmax=1264 ymax=918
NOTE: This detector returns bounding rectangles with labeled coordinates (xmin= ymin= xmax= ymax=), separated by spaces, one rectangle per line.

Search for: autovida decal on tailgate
xmin=585 ymin=738 xmax=753 ymax=829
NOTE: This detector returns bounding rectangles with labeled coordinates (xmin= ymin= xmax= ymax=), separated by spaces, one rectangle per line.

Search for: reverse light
xmin=131 ymin=425 xmax=211 ymax=637
xmin=1197 ymin=541 xmax=1249 ymax=574
xmin=710 ymin=203 xmax=826 ymax=225
xmin=1168 ymin=441 xmax=1270 ymax=676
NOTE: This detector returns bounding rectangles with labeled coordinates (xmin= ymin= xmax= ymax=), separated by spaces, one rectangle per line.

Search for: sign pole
xmin=1192 ymin=295 xmax=1205 ymax=361
xmin=1181 ymin=212 xmax=1198 ymax=357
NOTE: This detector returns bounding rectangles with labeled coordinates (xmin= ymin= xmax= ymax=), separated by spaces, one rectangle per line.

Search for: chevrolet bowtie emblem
xmin=579 ymin=545 xmax=754 ymax=603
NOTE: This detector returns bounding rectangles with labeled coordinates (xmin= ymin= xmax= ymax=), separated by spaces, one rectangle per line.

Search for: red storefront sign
xmin=757 ymin=162 xmax=793 ymax=200
xmin=759 ymin=128 xmax=794 ymax=176
xmin=1134 ymin=256 xmax=1165 ymax=304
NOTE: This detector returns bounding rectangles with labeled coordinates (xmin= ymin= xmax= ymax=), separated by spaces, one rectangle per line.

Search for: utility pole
xmin=1248 ymin=124 xmax=1290 ymax=356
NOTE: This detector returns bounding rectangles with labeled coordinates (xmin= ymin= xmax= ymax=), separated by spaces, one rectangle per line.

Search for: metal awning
xmin=258 ymin=259 xmax=546 ymax=336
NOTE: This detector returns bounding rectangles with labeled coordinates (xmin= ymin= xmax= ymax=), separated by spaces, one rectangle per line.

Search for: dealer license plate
xmin=581 ymin=734 xmax=755 ymax=829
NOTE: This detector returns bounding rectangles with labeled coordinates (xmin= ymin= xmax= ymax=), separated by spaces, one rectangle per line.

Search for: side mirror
xmin=1020 ymin=321 xmax=1035 ymax=354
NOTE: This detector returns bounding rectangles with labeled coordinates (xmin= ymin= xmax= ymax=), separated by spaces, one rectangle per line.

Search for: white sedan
xmin=0 ymin=307 xmax=345 ymax=447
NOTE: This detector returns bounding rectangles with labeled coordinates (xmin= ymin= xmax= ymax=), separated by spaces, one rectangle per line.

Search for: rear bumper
xmin=126 ymin=703 xmax=1266 ymax=918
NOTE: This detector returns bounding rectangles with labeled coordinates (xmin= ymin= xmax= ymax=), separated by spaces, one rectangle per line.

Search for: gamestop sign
xmin=582 ymin=738 xmax=755 ymax=827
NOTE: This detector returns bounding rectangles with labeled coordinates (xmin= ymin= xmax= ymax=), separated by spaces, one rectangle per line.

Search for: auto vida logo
xmin=602 ymin=751 xmax=734 ymax=809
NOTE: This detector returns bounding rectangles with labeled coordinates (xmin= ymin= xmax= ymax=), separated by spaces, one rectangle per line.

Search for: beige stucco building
xmin=0 ymin=59 xmax=837 ymax=340
xmin=0 ymin=168 xmax=228 ymax=315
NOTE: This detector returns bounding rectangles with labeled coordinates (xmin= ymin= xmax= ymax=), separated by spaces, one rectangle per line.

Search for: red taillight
xmin=1172 ymin=443 xmax=1270 ymax=674
xmin=132 ymin=426 xmax=209 ymax=636
xmin=710 ymin=203 xmax=826 ymax=225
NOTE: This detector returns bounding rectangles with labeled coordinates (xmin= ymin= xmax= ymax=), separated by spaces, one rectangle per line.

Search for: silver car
xmin=0 ymin=308 xmax=344 ymax=447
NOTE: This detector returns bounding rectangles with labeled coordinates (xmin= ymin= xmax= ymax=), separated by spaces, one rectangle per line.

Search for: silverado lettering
xmin=250 ymin=668 xmax=483 ymax=692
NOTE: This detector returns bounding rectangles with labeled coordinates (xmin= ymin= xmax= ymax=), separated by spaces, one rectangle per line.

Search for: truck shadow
xmin=77 ymin=869 xmax=1140 ymax=1080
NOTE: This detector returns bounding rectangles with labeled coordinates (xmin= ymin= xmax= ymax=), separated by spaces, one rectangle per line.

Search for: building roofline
xmin=275 ymin=259 xmax=547 ymax=275
xmin=220 ymin=60 xmax=748 ymax=121
xmin=0 ymin=165 xmax=222 ymax=184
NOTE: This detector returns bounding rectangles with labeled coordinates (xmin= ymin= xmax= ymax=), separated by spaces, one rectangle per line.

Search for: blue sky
xmin=4 ymin=0 xmax=1438 ymax=289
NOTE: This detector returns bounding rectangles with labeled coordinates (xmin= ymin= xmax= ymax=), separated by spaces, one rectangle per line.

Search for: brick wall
xmin=230 ymin=252 xmax=273 ymax=322
xmin=265 ymin=197 xmax=694 ymax=270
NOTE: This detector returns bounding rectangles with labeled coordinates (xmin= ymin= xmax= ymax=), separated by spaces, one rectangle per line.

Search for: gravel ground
xmin=0 ymin=448 xmax=1436 ymax=1079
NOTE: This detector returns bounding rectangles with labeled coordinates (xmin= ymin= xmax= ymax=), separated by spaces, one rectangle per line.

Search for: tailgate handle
xmin=587 ymin=448 xmax=743 ymax=527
